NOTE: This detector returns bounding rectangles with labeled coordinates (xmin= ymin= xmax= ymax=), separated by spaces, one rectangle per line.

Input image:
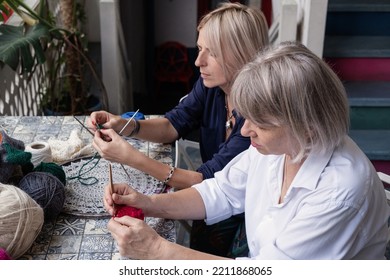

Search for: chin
xmin=202 ymin=80 xmax=218 ymax=88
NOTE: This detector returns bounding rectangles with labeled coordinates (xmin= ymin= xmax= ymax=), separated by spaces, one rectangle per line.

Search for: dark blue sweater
xmin=165 ymin=77 xmax=250 ymax=179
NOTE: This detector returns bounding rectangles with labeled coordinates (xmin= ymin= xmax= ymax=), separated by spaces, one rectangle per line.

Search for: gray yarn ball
xmin=18 ymin=172 xmax=65 ymax=222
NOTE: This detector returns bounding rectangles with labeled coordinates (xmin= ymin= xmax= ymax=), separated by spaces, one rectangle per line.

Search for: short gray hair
xmin=232 ymin=42 xmax=349 ymax=161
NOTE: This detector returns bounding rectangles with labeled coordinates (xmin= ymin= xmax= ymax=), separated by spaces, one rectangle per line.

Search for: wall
xmin=154 ymin=0 xmax=198 ymax=47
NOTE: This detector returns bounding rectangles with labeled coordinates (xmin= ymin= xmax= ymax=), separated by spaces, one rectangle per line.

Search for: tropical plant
xmin=0 ymin=0 xmax=107 ymax=115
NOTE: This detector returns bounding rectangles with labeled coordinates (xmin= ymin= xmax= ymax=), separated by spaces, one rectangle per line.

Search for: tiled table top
xmin=0 ymin=115 xmax=176 ymax=260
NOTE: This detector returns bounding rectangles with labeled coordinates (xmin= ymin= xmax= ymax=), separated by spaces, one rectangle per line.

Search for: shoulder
xmin=318 ymin=137 xmax=380 ymax=205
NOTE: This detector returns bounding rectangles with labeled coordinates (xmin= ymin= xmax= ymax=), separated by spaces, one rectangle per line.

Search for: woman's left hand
xmin=108 ymin=216 xmax=163 ymax=259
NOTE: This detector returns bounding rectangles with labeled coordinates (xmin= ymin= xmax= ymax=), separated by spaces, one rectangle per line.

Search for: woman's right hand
xmin=87 ymin=110 xmax=124 ymax=133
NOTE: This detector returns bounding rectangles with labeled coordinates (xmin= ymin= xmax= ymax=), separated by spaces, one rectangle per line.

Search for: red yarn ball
xmin=114 ymin=205 xmax=144 ymax=220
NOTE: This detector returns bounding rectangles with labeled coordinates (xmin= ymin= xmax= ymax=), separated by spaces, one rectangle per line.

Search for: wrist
xmin=127 ymin=119 xmax=140 ymax=137
xmin=163 ymin=165 xmax=175 ymax=186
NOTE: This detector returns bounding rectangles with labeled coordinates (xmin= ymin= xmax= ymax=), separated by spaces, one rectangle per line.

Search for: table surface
xmin=0 ymin=115 xmax=176 ymax=260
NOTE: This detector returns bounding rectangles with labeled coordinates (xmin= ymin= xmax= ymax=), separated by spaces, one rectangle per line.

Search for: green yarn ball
xmin=33 ymin=162 xmax=66 ymax=185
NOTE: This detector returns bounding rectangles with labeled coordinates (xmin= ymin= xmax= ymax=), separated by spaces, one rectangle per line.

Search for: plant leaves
xmin=0 ymin=22 xmax=50 ymax=73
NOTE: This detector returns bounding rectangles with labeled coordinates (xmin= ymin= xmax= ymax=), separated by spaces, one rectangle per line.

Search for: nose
xmin=195 ymin=51 xmax=206 ymax=67
xmin=240 ymin=119 xmax=251 ymax=137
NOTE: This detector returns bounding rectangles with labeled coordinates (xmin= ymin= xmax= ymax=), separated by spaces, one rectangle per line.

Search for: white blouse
xmin=193 ymin=136 xmax=390 ymax=259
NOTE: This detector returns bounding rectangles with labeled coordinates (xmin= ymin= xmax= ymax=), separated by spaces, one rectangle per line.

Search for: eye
xmin=256 ymin=123 xmax=277 ymax=131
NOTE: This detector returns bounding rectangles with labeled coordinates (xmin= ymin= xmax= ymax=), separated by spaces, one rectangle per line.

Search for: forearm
xmin=122 ymin=118 xmax=178 ymax=143
xmin=145 ymin=188 xmax=206 ymax=220
xmin=126 ymin=149 xmax=203 ymax=189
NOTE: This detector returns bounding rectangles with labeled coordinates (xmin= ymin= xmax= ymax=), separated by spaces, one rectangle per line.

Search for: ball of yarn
xmin=0 ymin=183 xmax=44 ymax=259
xmin=114 ymin=205 xmax=144 ymax=220
xmin=0 ymin=248 xmax=12 ymax=260
xmin=18 ymin=172 xmax=65 ymax=222
xmin=34 ymin=162 xmax=67 ymax=185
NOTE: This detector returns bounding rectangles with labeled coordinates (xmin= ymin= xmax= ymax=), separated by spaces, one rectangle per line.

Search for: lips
xmin=200 ymin=72 xmax=210 ymax=79
xmin=251 ymin=141 xmax=261 ymax=149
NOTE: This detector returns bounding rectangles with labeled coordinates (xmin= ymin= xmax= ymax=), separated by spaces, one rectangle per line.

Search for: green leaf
xmin=0 ymin=23 xmax=50 ymax=73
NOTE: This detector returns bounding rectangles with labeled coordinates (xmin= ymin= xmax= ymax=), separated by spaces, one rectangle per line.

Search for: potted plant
xmin=0 ymin=0 xmax=107 ymax=115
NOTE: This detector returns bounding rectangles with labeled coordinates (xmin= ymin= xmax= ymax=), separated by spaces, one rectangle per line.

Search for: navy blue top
xmin=165 ymin=77 xmax=251 ymax=179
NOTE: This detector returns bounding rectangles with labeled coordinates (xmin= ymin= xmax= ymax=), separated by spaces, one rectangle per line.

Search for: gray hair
xmin=198 ymin=2 xmax=269 ymax=88
xmin=232 ymin=42 xmax=349 ymax=161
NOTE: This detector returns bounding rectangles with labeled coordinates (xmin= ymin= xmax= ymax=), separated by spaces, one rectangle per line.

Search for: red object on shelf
xmin=155 ymin=41 xmax=193 ymax=95
xmin=114 ymin=205 xmax=145 ymax=220
xmin=1 ymin=5 xmax=13 ymax=23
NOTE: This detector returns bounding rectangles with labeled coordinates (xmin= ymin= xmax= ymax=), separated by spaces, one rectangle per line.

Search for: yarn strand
xmin=67 ymin=152 xmax=101 ymax=185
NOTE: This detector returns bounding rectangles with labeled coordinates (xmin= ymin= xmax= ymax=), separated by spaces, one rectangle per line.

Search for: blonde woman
xmin=89 ymin=2 xmax=269 ymax=257
xmin=103 ymin=42 xmax=390 ymax=260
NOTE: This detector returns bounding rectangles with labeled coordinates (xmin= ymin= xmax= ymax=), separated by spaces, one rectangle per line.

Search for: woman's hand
xmin=108 ymin=216 xmax=164 ymax=259
xmin=104 ymin=183 xmax=162 ymax=260
xmin=103 ymin=182 xmax=149 ymax=216
xmin=93 ymin=128 xmax=141 ymax=165
xmin=87 ymin=110 xmax=123 ymax=132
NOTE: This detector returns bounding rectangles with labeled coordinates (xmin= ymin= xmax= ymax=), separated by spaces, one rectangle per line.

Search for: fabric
xmin=48 ymin=129 xmax=96 ymax=164
xmin=194 ymin=136 xmax=390 ymax=259
xmin=165 ymin=77 xmax=251 ymax=257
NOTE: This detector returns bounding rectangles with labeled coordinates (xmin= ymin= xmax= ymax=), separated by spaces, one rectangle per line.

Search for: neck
xmin=279 ymin=155 xmax=304 ymax=203
xmin=224 ymin=94 xmax=232 ymax=112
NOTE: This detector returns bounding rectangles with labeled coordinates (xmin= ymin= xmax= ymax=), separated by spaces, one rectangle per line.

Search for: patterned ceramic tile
xmin=53 ymin=216 xmax=86 ymax=236
xmin=80 ymin=235 xmax=114 ymax=253
xmin=84 ymin=219 xmax=110 ymax=235
xmin=48 ymin=235 xmax=83 ymax=254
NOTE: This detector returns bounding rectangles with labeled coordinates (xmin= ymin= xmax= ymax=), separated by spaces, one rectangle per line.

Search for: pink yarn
xmin=0 ymin=248 xmax=12 ymax=260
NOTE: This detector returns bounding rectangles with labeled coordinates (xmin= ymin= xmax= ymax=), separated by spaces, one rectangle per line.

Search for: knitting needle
xmin=117 ymin=109 xmax=139 ymax=181
xmin=73 ymin=115 xmax=133 ymax=181
xmin=108 ymin=163 xmax=116 ymax=216
xmin=118 ymin=109 xmax=140 ymax=135
xmin=73 ymin=116 xmax=94 ymax=136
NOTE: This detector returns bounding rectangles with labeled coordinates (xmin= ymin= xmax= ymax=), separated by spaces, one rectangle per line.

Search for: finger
xmin=103 ymin=187 xmax=115 ymax=212
xmin=108 ymin=217 xmax=125 ymax=236
xmin=93 ymin=130 xmax=112 ymax=143
xmin=114 ymin=215 xmax=138 ymax=227
xmin=97 ymin=129 xmax=115 ymax=142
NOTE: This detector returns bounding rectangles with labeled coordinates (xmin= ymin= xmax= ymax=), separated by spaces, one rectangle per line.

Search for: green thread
xmin=67 ymin=152 xmax=101 ymax=185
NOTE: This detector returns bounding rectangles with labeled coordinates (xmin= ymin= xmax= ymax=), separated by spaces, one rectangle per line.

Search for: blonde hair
xmin=232 ymin=42 xmax=349 ymax=161
xmin=198 ymin=2 xmax=269 ymax=87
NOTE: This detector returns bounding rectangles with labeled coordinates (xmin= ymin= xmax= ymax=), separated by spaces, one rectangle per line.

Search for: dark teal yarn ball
xmin=33 ymin=162 xmax=66 ymax=185
xmin=18 ymin=172 xmax=65 ymax=222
